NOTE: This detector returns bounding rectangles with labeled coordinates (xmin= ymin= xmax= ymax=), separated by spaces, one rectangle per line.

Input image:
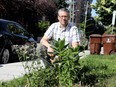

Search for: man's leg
xmin=36 ymin=43 xmax=51 ymax=67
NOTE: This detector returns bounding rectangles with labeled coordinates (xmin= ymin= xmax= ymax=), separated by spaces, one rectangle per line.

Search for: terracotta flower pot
xmin=102 ymin=34 xmax=116 ymax=55
xmin=90 ymin=34 xmax=102 ymax=54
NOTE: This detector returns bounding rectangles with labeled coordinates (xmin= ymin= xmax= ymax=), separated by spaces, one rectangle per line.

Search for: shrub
xmin=16 ymin=39 xmax=82 ymax=87
xmin=37 ymin=20 xmax=50 ymax=36
xmin=105 ymin=24 xmax=116 ymax=34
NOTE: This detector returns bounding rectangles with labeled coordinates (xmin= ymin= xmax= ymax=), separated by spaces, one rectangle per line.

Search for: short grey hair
xmin=58 ymin=8 xmax=69 ymax=15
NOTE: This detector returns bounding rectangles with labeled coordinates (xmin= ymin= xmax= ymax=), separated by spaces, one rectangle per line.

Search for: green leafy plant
xmin=105 ymin=24 xmax=116 ymax=34
xmin=15 ymin=39 xmax=83 ymax=87
xmin=15 ymin=43 xmax=37 ymax=61
xmin=37 ymin=20 xmax=50 ymax=35
xmin=48 ymin=39 xmax=82 ymax=87
xmin=15 ymin=43 xmax=42 ymax=87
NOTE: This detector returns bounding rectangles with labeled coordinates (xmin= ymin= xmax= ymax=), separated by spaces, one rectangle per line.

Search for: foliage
xmin=79 ymin=18 xmax=105 ymax=49
xmin=15 ymin=43 xmax=116 ymax=87
xmin=37 ymin=20 xmax=50 ymax=35
xmin=54 ymin=0 xmax=68 ymax=9
xmin=85 ymin=17 xmax=105 ymax=37
xmin=15 ymin=43 xmax=43 ymax=87
xmin=50 ymin=39 xmax=82 ymax=86
xmin=38 ymin=20 xmax=50 ymax=30
xmin=105 ymin=24 xmax=116 ymax=34
xmin=15 ymin=39 xmax=82 ymax=87
xmin=80 ymin=17 xmax=105 ymax=38
xmin=1 ymin=54 xmax=116 ymax=86
xmin=25 ymin=39 xmax=82 ymax=87
xmin=92 ymin=0 xmax=116 ymax=26
xmin=0 ymin=0 xmax=57 ymax=39
xmin=15 ymin=43 xmax=37 ymax=61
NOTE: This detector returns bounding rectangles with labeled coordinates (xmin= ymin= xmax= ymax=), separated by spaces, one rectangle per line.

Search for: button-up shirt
xmin=44 ymin=22 xmax=80 ymax=45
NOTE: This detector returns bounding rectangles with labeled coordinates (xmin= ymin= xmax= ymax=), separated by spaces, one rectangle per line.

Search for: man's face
xmin=58 ymin=11 xmax=69 ymax=27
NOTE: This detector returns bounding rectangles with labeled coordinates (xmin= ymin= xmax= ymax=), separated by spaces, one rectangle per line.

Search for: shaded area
xmin=0 ymin=0 xmax=57 ymax=40
xmin=85 ymin=17 xmax=105 ymax=39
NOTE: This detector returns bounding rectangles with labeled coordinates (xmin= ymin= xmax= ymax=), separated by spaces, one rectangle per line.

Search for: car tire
xmin=0 ymin=48 xmax=11 ymax=64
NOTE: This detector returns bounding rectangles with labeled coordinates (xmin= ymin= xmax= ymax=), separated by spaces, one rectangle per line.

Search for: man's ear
xmin=58 ymin=16 xmax=60 ymax=21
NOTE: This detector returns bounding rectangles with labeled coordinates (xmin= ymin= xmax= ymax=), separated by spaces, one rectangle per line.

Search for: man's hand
xmin=47 ymin=46 xmax=55 ymax=57
xmin=50 ymin=56 xmax=59 ymax=63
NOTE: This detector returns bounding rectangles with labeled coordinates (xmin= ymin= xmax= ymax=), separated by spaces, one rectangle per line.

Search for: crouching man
xmin=39 ymin=8 xmax=80 ymax=64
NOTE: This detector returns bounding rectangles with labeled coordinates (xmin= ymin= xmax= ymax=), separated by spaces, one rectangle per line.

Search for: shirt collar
xmin=58 ymin=22 xmax=69 ymax=32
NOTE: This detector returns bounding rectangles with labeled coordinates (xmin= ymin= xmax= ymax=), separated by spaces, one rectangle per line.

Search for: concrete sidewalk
xmin=0 ymin=62 xmax=26 ymax=81
xmin=0 ymin=60 xmax=45 ymax=81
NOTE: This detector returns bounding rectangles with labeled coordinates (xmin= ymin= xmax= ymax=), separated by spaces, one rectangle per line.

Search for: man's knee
xmin=36 ymin=43 xmax=46 ymax=52
xmin=36 ymin=43 xmax=47 ymax=57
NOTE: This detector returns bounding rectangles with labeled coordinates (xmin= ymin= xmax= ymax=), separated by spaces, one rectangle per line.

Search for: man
xmin=40 ymin=8 xmax=80 ymax=63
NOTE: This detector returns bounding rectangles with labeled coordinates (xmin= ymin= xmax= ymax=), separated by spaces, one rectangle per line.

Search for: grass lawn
xmin=79 ymin=54 xmax=116 ymax=86
xmin=0 ymin=54 xmax=116 ymax=87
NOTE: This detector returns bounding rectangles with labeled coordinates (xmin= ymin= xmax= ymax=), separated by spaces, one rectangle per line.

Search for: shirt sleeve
xmin=71 ymin=26 xmax=80 ymax=43
xmin=44 ymin=23 xmax=55 ymax=40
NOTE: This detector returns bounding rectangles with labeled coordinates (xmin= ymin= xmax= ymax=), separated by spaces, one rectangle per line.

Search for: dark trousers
xmin=36 ymin=43 xmax=51 ymax=66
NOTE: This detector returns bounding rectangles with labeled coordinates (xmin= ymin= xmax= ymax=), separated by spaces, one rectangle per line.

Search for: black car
xmin=0 ymin=19 xmax=36 ymax=64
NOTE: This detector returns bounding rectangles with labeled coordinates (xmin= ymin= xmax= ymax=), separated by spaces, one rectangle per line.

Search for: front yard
xmin=0 ymin=54 xmax=116 ymax=87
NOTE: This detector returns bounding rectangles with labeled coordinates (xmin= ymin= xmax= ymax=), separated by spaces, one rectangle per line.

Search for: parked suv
xmin=0 ymin=19 xmax=36 ymax=64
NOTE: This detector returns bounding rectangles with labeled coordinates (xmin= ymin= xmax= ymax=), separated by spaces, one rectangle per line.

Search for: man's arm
xmin=71 ymin=26 xmax=80 ymax=48
xmin=40 ymin=35 xmax=54 ymax=57
xmin=72 ymin=42 xmax=79 ymax=48
xmin=40 ymin=35 xmax=51 ymax=48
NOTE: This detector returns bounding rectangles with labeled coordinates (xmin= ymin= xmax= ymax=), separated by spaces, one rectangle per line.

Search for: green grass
xmin=80 ymin=54 xmax=116 ymax=74
xmin=0 ymin=54 xmax=116 ymax=87
xmin=79 ymin=54 xmax=116 ymax=86
xmin=0 ymin=76 xmax=28 ymax=87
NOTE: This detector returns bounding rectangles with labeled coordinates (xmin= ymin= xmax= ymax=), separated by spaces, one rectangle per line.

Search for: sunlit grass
xmin=0 ymin=76 xmax=28 ymax=87
xmin=79 ymin=54 xmax=116 ymax=86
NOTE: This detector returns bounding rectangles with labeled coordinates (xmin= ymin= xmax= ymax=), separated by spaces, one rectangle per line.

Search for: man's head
xmin=57 ymin=8 xmax=70 ymax=27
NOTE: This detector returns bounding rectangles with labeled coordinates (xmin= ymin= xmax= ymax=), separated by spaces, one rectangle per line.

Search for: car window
xmin=7 ymin=22 xmax=29 ymax=36
xmin=7 ymin=23 xmax=16 ymax=33
xmin=15 ymin=23 xmax=29 ymax=36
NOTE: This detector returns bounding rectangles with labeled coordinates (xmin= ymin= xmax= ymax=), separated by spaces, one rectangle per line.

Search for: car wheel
xmin=1 ymin=48 xmax=10 ymax=64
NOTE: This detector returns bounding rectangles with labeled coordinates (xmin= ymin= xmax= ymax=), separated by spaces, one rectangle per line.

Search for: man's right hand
xmin=47 ymin=46 xmax=55 ymax=57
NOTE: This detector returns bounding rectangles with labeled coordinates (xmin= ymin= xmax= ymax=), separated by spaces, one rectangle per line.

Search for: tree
xmin=54 ymin=0 xmax=68 ymax=9
xmin=92 ymin=0 xmax=116 ymax=26
xmin=0 ymin=0 xmax=57 ymax=39
xmin=85 ymin=17 xmax=105 ymax=39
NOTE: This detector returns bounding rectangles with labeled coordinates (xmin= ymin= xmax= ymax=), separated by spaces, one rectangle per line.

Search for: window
xmin=8 ymin=23 xmax=16 ymax=33
xmin=15 ymin=23 xmax=29 ymax=36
